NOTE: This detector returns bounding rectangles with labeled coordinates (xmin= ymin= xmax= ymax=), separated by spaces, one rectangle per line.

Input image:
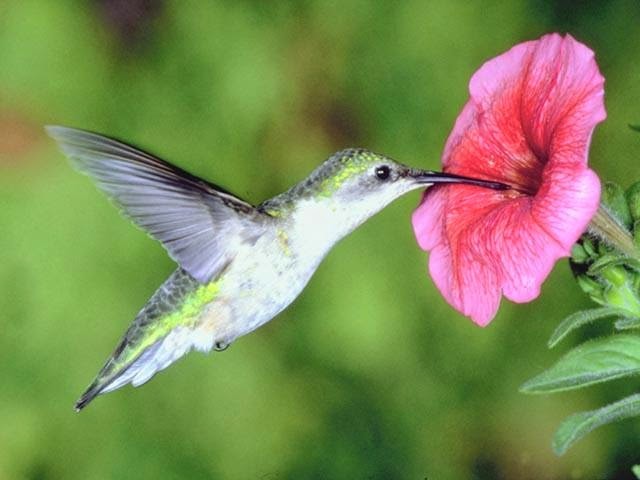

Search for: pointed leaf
xmin=548 ymin=307 xmax=625 ymax=348
xmin=553 ymin=393 xmax=640 ymax=455
xmin=521 ymin=335 xmax=640 ymax=393
xmin=625 ymin=183 xmax=640 ymax=222
xmin=615 ymin=317 xmax=640 ymax=330
xmin=602 ymin=182 xmax=633 ymax=229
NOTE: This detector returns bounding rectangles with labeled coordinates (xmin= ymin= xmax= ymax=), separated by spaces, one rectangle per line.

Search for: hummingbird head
xmin=306 ymin=148 xmax=506 ymax=213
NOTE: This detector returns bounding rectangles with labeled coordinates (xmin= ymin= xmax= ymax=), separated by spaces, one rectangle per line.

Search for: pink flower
xmin=412 ymin=34 xmax=605 ymax=326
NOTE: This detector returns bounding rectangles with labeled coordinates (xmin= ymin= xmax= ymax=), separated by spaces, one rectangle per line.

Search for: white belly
xmin=197 ymin=229 xmax=323 ymax=346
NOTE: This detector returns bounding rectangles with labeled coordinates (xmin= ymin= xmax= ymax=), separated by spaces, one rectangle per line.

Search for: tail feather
xmin=74 ymin=341 xmax=163 ymax=411
xmin=75 ymin=385 xmax=102 ymax=412
xmin=129 ymin=327 xmax=194 ymax=387
xmin=74 ymin=327 xmax=204 ymax=411
xmin=73 ymin=269 xmax=223 ymax=412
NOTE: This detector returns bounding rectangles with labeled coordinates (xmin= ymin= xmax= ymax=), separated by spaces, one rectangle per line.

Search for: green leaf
xmin=629 ymin=124 xmax=640 ymax=132
xmin=615 ymin=317 xmax=640 ymax=330
xmin=626 ymin=183 xmax=640 ymax=222
xmin=603 ymin=182 xmax=633 ymax=229
xmin=548 ymin=307 xmax=625 ymax=348
xmin=632 ymin=465 xmax=640 ymax=479
xmin=520 ymin=335 xmax=640 ymax=393
xmin=553 ymin=393 xmax=640 ymax=455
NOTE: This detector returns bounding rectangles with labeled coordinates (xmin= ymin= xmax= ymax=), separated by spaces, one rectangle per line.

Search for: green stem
xmin=589 ymin=205 xmax=639 ymax=259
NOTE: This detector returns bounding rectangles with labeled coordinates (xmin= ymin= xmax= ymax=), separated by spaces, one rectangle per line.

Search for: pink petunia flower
xmin=412 ymin=33 xmax=606 ymax=326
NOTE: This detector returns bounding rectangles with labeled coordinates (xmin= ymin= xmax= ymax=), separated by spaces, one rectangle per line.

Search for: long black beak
xmin=409 ymin=169 xmax=510 ymax=191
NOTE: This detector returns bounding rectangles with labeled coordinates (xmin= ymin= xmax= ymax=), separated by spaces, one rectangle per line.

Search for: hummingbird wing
xmin=46 ymin=126 xmax=267 ymax=283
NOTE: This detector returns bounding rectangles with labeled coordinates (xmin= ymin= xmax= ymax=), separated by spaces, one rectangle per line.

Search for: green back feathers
xmin=260 ymin=149 xmax=387 ymax=213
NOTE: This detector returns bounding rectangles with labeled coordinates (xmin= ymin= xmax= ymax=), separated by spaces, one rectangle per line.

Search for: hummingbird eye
xmin=375 ymin=165 xmax=391 ymax=180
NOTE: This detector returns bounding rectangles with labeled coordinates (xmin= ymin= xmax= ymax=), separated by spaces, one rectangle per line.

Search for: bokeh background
xmin=1 ymin=1 xmax=640 ymax=479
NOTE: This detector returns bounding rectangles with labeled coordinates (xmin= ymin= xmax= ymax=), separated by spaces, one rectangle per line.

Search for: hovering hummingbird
xmin=46 ymin=126 xmax=508 ymax=411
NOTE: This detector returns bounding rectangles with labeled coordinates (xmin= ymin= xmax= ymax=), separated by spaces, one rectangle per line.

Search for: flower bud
xmin=575 ymin=274 xmax=604 ymax=303
xmin=571 ymin=243 xmax=589 ymax=264
xmin=600 ymin=265 xmax=629 ymax=288
xmin=602 ymin=282 xmax=640 ymax=316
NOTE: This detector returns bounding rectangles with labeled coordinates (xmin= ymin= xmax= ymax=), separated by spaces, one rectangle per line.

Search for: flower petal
xmin=413 ymin=34 xmax=605 ymax=325
xmin=534 ymin=165 xmax=602 ymax=250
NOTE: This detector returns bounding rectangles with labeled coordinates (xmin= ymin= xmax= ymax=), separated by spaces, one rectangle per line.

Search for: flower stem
xmin=588 ymin=205 xmax=639 ymax=259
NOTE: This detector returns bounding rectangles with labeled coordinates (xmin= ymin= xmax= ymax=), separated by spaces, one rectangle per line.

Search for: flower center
xmin=504 ymin=151 xmax=545 ymax=196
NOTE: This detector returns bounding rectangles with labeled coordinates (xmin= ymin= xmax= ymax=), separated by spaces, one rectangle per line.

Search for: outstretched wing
xmin=46 ymin=126 xmax=267 ymax=283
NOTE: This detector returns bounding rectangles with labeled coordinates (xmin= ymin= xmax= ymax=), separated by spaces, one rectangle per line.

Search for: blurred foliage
xmin=1 ymin=1 xmax=640 ymax=479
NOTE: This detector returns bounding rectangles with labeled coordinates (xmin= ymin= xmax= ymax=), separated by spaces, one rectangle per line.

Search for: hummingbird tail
xmin=74 ymin=270 xmax=227 ymax=411
xmin=74 ymin=340 xmax=164 ymax=411
xmin=75 ymin=383 xmax=104 ymax=412
xmin=74 ymin=327 xmax=210 ymax=412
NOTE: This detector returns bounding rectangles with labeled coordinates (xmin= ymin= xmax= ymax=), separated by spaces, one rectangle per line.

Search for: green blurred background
xmin=1 ymin=1 xmax=640 ymax=479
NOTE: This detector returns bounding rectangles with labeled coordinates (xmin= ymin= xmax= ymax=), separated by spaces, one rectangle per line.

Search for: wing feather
xmin=46 ymin=126 xmax=267 ymax=283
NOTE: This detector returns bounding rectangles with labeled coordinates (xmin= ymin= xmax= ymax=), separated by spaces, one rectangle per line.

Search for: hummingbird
xmin=46 ymin=126 xmax=508 ymax=411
